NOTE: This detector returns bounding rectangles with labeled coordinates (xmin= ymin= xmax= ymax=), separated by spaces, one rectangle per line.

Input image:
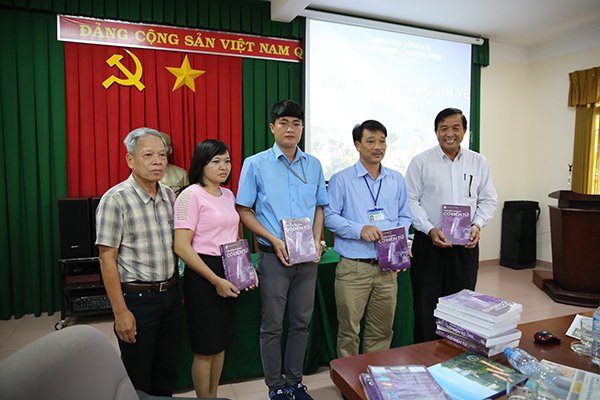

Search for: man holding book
xmin=236 ymin=99 xmax=328 ymax=400
xmin=324 ymin=120 xmax=412 ymax=358
xmin=405 ymin=108 xmax=497 ymax=343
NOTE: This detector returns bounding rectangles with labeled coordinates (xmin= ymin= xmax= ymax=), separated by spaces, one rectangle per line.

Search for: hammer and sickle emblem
xmin=102 ymin=49 xmax=145 ymax=91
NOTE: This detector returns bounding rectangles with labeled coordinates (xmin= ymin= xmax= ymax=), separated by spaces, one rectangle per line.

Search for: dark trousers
xmin=118 ymin=286 xmax=182 ymax=396
xmin=410 ymin=230 xmax=479 ymax=343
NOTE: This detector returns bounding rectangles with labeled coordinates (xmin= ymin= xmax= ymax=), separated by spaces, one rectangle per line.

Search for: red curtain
xmin=64 ymin=43 xmax=243 ymax=196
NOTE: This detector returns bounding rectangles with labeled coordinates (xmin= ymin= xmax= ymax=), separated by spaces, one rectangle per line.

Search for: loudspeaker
xmin=500 ymin=200 xmax=540 ymax=269
xmin=90 ymin=197 xmax=101 ymax=257
xmin=58 ymin=198 xmax=92 ymax=259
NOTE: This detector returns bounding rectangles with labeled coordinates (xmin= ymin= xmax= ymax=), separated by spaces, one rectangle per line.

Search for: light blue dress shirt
xmin=236 ymin=143 xmax=328 ymax=246
xmin=324 ymin=161 xmax=412 ymax=259
xmin=405 ymin=146 xmax=497 ymax=235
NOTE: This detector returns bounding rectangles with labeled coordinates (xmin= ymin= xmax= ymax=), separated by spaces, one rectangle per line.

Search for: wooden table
xmin=330 ymin=313 xmax=600 ymax=400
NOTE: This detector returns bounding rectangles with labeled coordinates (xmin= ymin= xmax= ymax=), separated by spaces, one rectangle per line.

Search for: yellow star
xmin=165 ymin=55 xmax=206 ymax=92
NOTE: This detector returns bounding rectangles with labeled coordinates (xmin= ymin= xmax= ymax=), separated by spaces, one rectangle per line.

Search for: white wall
xmin=479 ymin=27 xmax=600 ymax=262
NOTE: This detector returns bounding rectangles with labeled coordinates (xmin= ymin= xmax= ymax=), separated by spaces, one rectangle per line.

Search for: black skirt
xmin=183 ymin=254 xmax=236 ymax=355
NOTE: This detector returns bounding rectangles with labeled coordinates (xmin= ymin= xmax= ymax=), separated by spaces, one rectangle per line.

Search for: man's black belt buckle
xmin=122 ymin=275 xmax=176 ymax=293
xmin=258 ymin=244 xmax=275 ymax=253
xmin=354 ymin=258 xmax=378 ymax=265
xmin=158 ymin=279 xmax=171 ymax=292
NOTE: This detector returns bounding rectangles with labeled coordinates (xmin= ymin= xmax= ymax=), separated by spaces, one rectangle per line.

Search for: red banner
xmin=58 ymin=15 xmax=304 ymax=63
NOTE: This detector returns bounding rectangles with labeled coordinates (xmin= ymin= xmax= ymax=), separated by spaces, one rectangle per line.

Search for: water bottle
xmin=592 ymin=304 xmax=600 ymax=366
xmin=504 ymin=347 xmax=569 ymax=399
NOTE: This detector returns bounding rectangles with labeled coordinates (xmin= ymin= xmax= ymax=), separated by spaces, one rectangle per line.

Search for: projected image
xmin=306 ymin=19 xmax=472 ymax=180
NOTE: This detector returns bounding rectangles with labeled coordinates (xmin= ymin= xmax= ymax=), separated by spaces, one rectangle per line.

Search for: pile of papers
xmin=434 ymin=289 xmax=522 ymax=357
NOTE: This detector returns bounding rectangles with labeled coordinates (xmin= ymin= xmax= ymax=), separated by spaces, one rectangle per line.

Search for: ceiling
xmin=268 ymin=0 xmax=600 ymax=49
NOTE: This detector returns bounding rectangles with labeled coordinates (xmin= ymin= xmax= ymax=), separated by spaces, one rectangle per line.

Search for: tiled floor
xmin=0 ymin=263 xmax=593 ymax=399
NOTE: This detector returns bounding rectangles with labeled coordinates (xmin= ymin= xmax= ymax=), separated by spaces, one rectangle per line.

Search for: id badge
xmin=367 ymin=207 xmax=385 ymax=222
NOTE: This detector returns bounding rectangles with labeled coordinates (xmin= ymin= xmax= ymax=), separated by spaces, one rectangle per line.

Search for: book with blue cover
xmin=428 ymin=352 xmax=521 ymax=400
xmin=281 ymin=217 xmax=318 ymax=264
xmin=219 ymin=239 xmax=257 ymax=290
xmin=376 ymin=227 xmax=410 ymax=272
xmin=441 ymin=204 xmax=472 ymax=245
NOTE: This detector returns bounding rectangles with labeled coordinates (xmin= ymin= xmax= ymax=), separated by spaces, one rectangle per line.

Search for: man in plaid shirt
xmin=95 ymin=127 xmax=181 ymax=396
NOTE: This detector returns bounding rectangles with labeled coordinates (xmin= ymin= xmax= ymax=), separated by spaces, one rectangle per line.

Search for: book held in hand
xmin=441 ymin=204 xmax=471 ymax=245
xmin=281 ymin=217 xmax=318 ymax=264
xmin=376 ymin=227 xmax=410 ymax=272
xmin=219 ymin=239 xmax=257 ymax=290
xmin=428 ymin=352 xmax=520 ymax=400
xmin=367 ymin=365 xmax=450 ymax=400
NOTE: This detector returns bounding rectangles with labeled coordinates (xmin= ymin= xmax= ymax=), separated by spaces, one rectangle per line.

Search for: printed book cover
xmin=219 ymin=239 xmax=257 ymax=290
xmin=359 ymin=373 xmax=384 ymax=400
xmin=438 ymin=289 xmax=523 ymax=323
xmin=433 ymin=308 xmax=520 ymax=338
xmin=441 ymin=204 xmax=472 ymax=245
xmin=436 ymin=327 xmax=520 ymax=357
xmin=376 ymin=227 xmax=410 ymax=272
xmin=436 ymin=318 xmax=522 ymax=347
xmin=428 ymin=352 xmax=520 ymax=400
xmin=281 ymin=217 xmax=317 ymax=264
xmin=368 ymin=365 xmax=450 ymax=400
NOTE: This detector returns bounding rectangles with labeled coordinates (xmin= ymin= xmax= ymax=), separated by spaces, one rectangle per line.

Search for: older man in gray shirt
xmin=405 ymin=108 xmax=497 ymax=343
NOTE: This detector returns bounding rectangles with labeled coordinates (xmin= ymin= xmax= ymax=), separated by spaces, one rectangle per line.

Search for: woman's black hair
xmin=188 ymin=139 xmax=231 ymax=186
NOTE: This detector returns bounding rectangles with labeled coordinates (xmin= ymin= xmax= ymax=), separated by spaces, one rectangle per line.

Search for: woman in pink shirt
xmin=173 ymin=139 xmax=249 ymax=398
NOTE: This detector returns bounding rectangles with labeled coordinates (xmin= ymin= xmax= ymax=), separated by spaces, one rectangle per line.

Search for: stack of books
xmin=433 ymin=289 xmax=523 ymax=357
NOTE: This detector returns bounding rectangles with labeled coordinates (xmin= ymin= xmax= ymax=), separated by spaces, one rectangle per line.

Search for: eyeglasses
xmin=275 ymin=120 xmax=303 ymax=130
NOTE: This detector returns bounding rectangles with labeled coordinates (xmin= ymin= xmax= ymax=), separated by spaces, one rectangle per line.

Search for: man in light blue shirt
xmin=324 ymin=120 xmax=412 ymax=358
xmin=236 ymin=100 xmax=328 ymax=400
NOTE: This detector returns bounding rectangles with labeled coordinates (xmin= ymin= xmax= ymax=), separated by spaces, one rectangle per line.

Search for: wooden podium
xmin=538 ymin=190 xmax=600 ymax=307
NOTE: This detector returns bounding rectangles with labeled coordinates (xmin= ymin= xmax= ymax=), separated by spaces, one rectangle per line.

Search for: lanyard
xmin=279 ymin=156 xmax=307 ymax=184
xmin=363 ymin=176 xmax=382 ymax=207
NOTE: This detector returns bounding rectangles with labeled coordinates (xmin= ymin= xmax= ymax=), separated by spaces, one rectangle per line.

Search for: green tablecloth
xmin=176 ymin=249 xmax=414 ymax=387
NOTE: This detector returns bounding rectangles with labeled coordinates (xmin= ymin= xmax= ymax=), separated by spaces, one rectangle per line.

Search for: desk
xmin=176 ymin=249 xmax=414 ymax=387
xmin=330 ymin=313 xmax=600 ymax=400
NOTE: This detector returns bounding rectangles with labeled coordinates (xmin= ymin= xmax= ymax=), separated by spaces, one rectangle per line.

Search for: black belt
xmin=346 ymin=257 xmax=378 ymax=265
xmin=122 ymin=275 xmax=177 ymax=293
xmin=258 ymin=244 xmax=275 ymax=253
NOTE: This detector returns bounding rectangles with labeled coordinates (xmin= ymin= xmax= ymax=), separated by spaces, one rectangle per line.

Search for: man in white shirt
xmin=405 ymin=108 xmax=497 ymax=343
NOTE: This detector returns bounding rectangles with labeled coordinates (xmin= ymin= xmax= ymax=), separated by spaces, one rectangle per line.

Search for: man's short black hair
xmin=271 ymin=99 xmax=304 ymax=124
xmin=434 ymin=108 xmax=467 ymax=131
xmin=352 ymin=120 xmax=387 ymax=143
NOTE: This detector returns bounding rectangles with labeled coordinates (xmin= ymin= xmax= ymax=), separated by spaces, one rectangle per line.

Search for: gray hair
xmin=123 ymin=127 xmax=166 ymax=154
